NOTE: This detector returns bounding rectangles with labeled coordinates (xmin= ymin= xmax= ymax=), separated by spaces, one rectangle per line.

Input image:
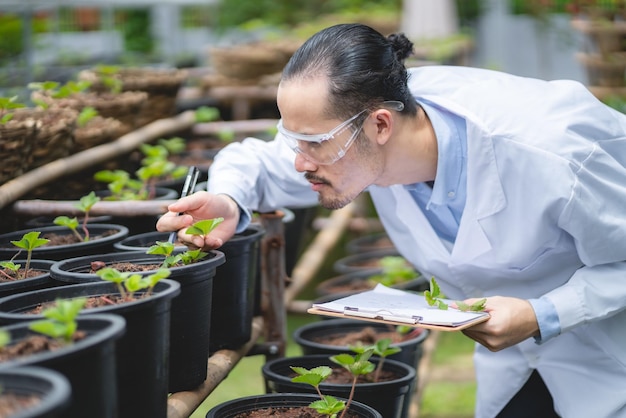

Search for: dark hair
xmin=281 ymin=23 xmax=417 ymax=118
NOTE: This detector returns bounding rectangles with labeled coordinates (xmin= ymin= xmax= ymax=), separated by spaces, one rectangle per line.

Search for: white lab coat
xmin=209 ymin=66 xmax=626 ymax=418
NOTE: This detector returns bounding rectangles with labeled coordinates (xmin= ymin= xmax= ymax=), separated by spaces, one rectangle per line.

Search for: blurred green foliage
xmin=0 ymin=14 xmax=48 ymax=61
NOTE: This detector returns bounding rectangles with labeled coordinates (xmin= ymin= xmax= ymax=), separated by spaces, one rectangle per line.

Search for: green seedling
xmin=28 ymin=80 xmax=91 ymax=100
xmin=290 ymin=365 xmax=345 ymax=417
xmin=53 ymin=191 xmax=100 ymax=242
xmin=146 ymin=215 xmax=222 ymax=268
xmin=0 ymin=261 xmax=21 ymax=281
xmin=93 ymin=65 xmax=123 ymax=94
xmin=185 ymin=218 xmax=224 ymax=239
xmin=9 ymin=231 xmax=50 ymax=277
xmin=77 ymin=106 xmax=98 ymax=127
xmin=329 ymin=349 xmax=376 ymax=418
xmin=217 ymin=128 xmax=235 ymax=143
xmin=367 ymin=256 xmax=419 ymax=287
xmin=94 ymin=169 xmax=146 ymax=200
xmin=28 ymin=297 xmax=86 ymax=344
xmin=194 ymin=105 xmax=220 ymax=123
xmin=424 ymin=276 xmax=486 ymax=312
xmin=95 ymin=267 xmax=171 ymax=300
xmin=95 ymin=139 xmax=188 ymax=200
xmin=0 ymin=96 xmax=26 ymax=124
xmin=0 ymin=329 xmax=10 ymax=348
xmin=157 ymin=137 xmax=186 ymax=155
xmin=290 ymin=350 xmax=376 ymax=418
xmin=146 ymin=241 xmax=187 ymax=268
xmin=349 ymin=337 xmax=401 ymax=382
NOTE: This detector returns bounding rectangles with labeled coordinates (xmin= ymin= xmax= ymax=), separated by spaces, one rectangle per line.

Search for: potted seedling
xmin=0 ymin=232 xmax=58 ymax=299
xmin=291 ymin=349 xmax=377 ymax=418
xmin=50 ymin=217 xmax=226 ymax=393
xmin=52 ymin=191 xmax=100 ymax=242
xmin=205 ymin=393 xmax=382 ymax=418
xmin=0 ymin=266 xmax=180 ymax=418
xmin=0 ymin=294 xmax=125 ymax=418
xmin=0 ymin=365 xmax=72 ymax=418
xmin=262 ymin=349 xmax=415 ymax=418
xmin=0 ymin=216 xmax=129 ymax=264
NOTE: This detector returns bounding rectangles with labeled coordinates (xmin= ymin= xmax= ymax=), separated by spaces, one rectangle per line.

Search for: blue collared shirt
xmin=405 ymin=100 xmax=560 ymax=343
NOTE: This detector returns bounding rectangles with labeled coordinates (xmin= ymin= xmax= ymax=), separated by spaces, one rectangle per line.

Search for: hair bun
xmin=387 ymin=33 xmax=414 ymax=63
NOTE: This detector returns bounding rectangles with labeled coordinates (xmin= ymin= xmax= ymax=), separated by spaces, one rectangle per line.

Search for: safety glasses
xmin=277 ymin=101 xmax=404 ymax=165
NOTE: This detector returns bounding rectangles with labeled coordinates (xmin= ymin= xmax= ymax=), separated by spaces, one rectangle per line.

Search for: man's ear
xmin=373 ymin=109 xmax=393 ymax=145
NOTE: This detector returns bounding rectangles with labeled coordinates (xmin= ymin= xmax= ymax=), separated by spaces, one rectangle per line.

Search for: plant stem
xmin=0 ymin=269 xmax=17 ymax=281
xmin=339 ymin=376 xmax=358 ymax=418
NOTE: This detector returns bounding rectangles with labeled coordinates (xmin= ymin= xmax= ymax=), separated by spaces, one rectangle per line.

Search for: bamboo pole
xmin=12 ymin=199 xmax=178 ymax=217
xmin=166 ymin=317 xmax=265 ymax=418
xmin=0 ymin=111 xmax=197 ymax=210
xmin=192 ymin=119 xmax=277 ymax=136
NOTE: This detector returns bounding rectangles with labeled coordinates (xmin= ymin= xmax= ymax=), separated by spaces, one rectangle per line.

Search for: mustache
xmin=304 ymin=173 xmax=330 ymax=185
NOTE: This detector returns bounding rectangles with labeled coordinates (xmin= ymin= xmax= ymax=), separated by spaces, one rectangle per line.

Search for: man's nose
xmin=294 ymin=153 xmax=318 ymax=172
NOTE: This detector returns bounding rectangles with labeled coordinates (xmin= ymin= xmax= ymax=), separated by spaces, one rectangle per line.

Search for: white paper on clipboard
xmin=311 ymin=284 xmax=489 ymax=327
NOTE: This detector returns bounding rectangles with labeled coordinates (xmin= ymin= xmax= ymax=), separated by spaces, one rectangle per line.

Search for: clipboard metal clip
xmin=343 ymin=306 xmax=421 ymax=325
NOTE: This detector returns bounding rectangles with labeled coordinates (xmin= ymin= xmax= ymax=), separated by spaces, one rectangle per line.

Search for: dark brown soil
xmin=0 ymin=332 xmax=86 ymax=362
xmin=0 ymin=268 xmax=47 ymax=283
xmin=40 ymin=230 xmax=117 ymax=247
xmin=322 ymin=364 xmax=398 ymax=384
xmin=0 ymin=392 xmax=42 ymax=416
xmin=89 ymin=261 xmax=163 ymax=273
xmin=312 ymin=326 xmax=424 ymax=346
xmin=27 ymin=293 xmax=142 ymax=315
xmin=232 ymin=406 xmax=365 ymax=417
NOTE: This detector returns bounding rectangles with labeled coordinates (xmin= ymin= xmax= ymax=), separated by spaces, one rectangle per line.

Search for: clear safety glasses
xmin=277 ymin=100 xmax=405 ymax=165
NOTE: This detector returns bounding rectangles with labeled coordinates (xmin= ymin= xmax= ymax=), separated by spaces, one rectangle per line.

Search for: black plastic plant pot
xmin=49 ymin=249 xmax=226 ymax=393
xmin=209 ymin=224 xmax=265 ymax=352
xmin=113 ymin=231 xmax=186 ymax=252
xmin=0 ymin=314 xmax=126 ymax=418
xmin=205 ymin=392 xmax=383 ymax=418
xmin=0 ymin=366 xmax=72 ymax=418
xmin=0 ymin=280 xmax=180 ymax=418
xmin=262 ymin=354 xmax=415 ymax=418
xmin=315 ymin=268 xmax=429 ymax=297
xmin=345 ymin=232 xmax=396 ymax=254
xmin=0 ymin=224 xmax=129 ymax=261
xmin=0 ymin=259 xmax=62 ymax=300
xmin=22 ymin=215 xmax=114 ymax=229
xmin=292 ymin=318 xmax=429 ymax=373
xmin=332 ymin=248 xmax=408 ymax=275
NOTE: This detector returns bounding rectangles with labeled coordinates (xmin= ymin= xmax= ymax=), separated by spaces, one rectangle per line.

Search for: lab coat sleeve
xmin=545 ymin=137 xmax=626 ymax=335
xmin=206 ymin=135 xmax=318 ymax=214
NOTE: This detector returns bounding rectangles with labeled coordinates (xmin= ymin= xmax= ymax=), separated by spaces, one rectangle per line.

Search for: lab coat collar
xmin=408 ymin=94 xmax=507 ymax=264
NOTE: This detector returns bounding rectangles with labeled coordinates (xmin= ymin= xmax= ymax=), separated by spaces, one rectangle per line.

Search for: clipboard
xmin=307 ymin=284 xmax=490 ymax=331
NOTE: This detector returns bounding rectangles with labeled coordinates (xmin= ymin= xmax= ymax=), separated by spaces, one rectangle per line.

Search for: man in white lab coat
xmin=158 ymin=24 xmax=626 ymax=417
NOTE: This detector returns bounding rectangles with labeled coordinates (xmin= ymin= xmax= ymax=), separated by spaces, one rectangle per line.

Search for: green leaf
xmin=76 ymin=191 xmax=100 ymax=213
xmin=95 ymin=267 xmax=128 ymax=284
xmin=147 ymin=241 xmax=175 ymax=256
xmin=185 ymin=218 xmax=224 ymax=237
xmin=77 ymin=107 xmax=98 ymax=127
xmin=0 ymin=329 xmax=10 ymax=348
xmin=0 ymin=261 xmax=20 ymax=272
xmin=195 ymin=106 xmax=220 ymax=123
xmin=10 ymin=231 xmax=50 ymax=251
xmin=53 ymin=216 xmax=79 ymax=229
